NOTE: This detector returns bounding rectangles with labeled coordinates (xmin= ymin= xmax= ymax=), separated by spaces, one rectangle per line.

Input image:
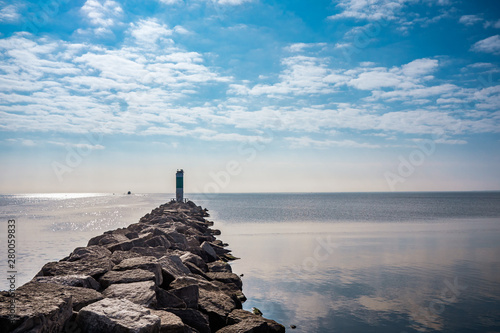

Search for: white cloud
xmin=80 ymin=0 xmax=123 ymax=34
xmin=328 ymin=0 xmax=411 ymax=21
xmin=0 ymin=3 xmax=21 ymax=23
xmin=471 ymin=35 xmax=500 ymax=55
xmin=401 ymin=58 xmax=438 ymax=77
xmin=285 ymin=136 xmax=380 ymax=149
xmin=458 ymin=15 xmax=483 ymax=26
xmin=285 ymin=43 xmax=327 ymax=53
xmin=158 ymin=0 xmax=183 ymax=4
xmin=48 ymin=141 xmax=105 ymax=150
xmin=129 ymin=18 xmax=173 ymax=45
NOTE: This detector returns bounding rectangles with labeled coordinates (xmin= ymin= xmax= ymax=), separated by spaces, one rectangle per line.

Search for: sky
xmin=0 ymin=0 xmax=499 ymax=193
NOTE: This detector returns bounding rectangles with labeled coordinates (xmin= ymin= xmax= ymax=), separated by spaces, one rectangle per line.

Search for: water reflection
xmin=219 ymin=219 xmax=500 ymax=332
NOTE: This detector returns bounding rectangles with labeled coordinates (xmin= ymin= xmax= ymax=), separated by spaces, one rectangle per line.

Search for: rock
xmin=208 ymin=242 xmax=231 ymax=255
xmin=131 ymin=246 xmax=170 ymax=259
xmin=165 ymin=231 xmax=189 ymax=250
xmin=0 ymin=282 xmax=73 ymax=333
xmin=157 ymin=255 xmax=191 ymax=286
xmin=103 ymin=281 xmax=157 ymax=308
xmin=77 ymin=298 xmax=161 ymax=333
xmin=88 ymin=232 xmax=129 ymax=247
xmin=108 ymin=237 xmax=148 ymax=252
xmin=200 ymin=241 xmax=217 ymax=262
xmin=169 ymin=285 xmax=199 ymax=309
xmin=36 ymin=256 xmax=114 ymax=279
xmin=149 ymin=310 xmax=186 ymax=333
xmin=32 ymin=274 xmax=100 ymax=290
xmin=208 ymin=261 xmax=233 ymax=273
xmin=165 ymin=308 xmax=210 ymax=333
xmin=99 ymin=268 xmax=157 ymax=289
xmin=170 ymin=276 xmax=219 ymax=292
xmin=206 ymin=272 xmax=242 ymax=290
xmin=110 ymin=250 xmax=142 ymax=264
xmin=227 ymin=309 xmax=285 ymax=333
xmin=145 ymin=235 xmax=172 ymax=249
xmin=198 ymin=289 xmax=237 ymax=331
xmin=211 ymin=281 xmax=246 ymax=308
xmin=216 ymin=320 xmax=267 ymax=333
xmin=156 ymin=288 xmax=187 ymax=309
xmin=64 ymin=245 xmax=112 ymax=261
xmin=185 ymin=261 xmax=212 ymax=280
xmin=113 ymin=256 xmax=163 ymax=286
xmin=179 ymin=251 xmax=208 ymax=272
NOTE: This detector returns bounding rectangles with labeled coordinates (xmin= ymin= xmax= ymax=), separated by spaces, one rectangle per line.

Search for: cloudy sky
xmin=0 ymin=0 xmax=499 ymax=193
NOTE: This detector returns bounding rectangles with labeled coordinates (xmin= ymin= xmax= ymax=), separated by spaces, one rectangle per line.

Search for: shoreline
xmin=0 ymin=200 xmax=285 ymax=333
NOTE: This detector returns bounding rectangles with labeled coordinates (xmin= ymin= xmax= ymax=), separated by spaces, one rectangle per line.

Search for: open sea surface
xmin=1 ymin=192 xmax=500 ymax=332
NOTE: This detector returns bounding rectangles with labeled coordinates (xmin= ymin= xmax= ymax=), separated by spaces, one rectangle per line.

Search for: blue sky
xmin=0 ymin=0 xmax=499 ymax=193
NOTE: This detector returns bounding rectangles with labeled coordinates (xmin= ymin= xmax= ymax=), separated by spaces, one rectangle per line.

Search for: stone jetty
xmin=0 ymin=201 xmax=285 ymax=333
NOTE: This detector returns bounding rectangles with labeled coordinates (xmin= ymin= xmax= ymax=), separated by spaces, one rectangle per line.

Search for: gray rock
xmin=169 ymin=285 xmax=199 ymax=309
xmin=88 ymin=232 xmax=129 ymax=247
xmin=157 ymin=255 xmax=191 ymax=285
xmin=108 ymin=237 xmax=148 ymax=252
xmin=208 ymin=242 xmax=231 ymax=255
xmin=215 ymin=320 xmax=267 ymax=333
xmin=0 ymin=282 xmax=73 ymax=333
xmin=227 ymin=309 xmax=285 ymax=333
xmin=77 ymin=298 xmax=161 ymax=333
xmin=198 ymin=289 xmax=237 ymax=331
xmin=156 ymin=288 xmax=187 ymax=309
xmin=64 ymin=245 xmax=112 ymax=261
xmin=145 ymin=235 xmax=171 ymax=249
xmin=164 ymin=309 xmax=210 ymax=333
xmin=100 ymin=268 xmax=157 ymax=288
xmin=207 ymin=261 xmax=233 ymax=273
xmin=200 ymin=242 xmax=217 ymax=262
xmin=36 ymin=256 xmax=114 ymax=279
xmin=103 ymin=281 xmax=158 ymax=308
xmin=110 ymin=250 xmax=142 ymax=265
xmin=32 ymin=274 xmax=100 ymax=290
xmin=149 ymin=310 xmax=186 ymax=333
xmin=179 ymin=251 xmax=208 ymax=272
xmin=165 ymin=231 xmax=189 ymax=250
xmin=131 ymin=246 xmax=170 ymax=259
xmin=185 ymin=261 xmax=212 ymax=280
xmin=206 ymin=272 xmax=242 ymax=290
xmin=170 ymin=276 xmax=219 ymax=292
xmin=113 ymin=256 xmax=163 ymax=286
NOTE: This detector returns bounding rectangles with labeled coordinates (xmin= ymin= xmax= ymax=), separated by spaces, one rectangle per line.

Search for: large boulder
xmin=164 ymin=308 xmax=210 ymax=333
xmin=35 ymin=256 xmax=114 ymax=279
xmin=113 ymin=256 xmax=163 ymax=286
xmin=32 ymin=274 xmax=100 ymax=290
xmin=208 ymin=261 xmax=232 ymax=273
xmin=206 ymin=272 xmax=243 ymax=290
xmin=169 ymin=285 xmax=199 ymax=309
xmin=103 ymin=281 xmax=157 ymax=308
xmin=178 ymin=251 xmax=208 ymax=272
xmin=99 ymin=268 xmax=157 ymax=288
xmin=149 ymin=310 xmax=186 ymax=333
xmin=0 ymin=282 xmax=73 ymax=333
xmin=157 ymin=255 xmax=191 ymax=286
xmin=63 ymin=245 xmax=112 ymax=261
xmin=198 ymin=289 xmax=237 ymax=331
xmin=110 ymin=250 xmax=141 ymax=265
xmin=77 ymin=298 xmax=161 ymax=333
xmin=156 ymin=288 xmax=187 ymax=309
xmin=200 ymin=242 xmax=217 ymax=262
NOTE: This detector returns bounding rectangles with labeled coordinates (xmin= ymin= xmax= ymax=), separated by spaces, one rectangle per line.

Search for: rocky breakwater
xmin=0 ymin=201 xmax=285 ymax=333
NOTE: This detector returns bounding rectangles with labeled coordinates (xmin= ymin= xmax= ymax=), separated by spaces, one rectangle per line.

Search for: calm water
xmin=1 ymin=192 xmax=500 ymax=332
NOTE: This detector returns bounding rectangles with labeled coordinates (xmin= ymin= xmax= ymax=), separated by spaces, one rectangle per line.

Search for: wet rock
xmin=206 ymin=272 xmax=242 ymax=290
xmin=32 ymin=274 xmax=100 ymax=290
xmin=99 ymin=268 xmax=157 ymax=288
xmin=226 ymin=309 xmax=285 ymax=333
xmin=77 ymin=298 xmax=161 ymax=333
xmin=149 ymin=310 xmax=186 ymax=333
xmin=103 ymin=281 xmax=157 ymax=308
xmin=36 ymin=256 xmax=114 ymax=279
xmin=113 ymin=256 xmax=163 ymax=286
xmin=164 ymin=308 xmax=210 ymax=333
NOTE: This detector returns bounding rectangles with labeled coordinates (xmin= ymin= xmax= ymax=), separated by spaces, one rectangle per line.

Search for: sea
xmin=1 ymin=192 xmax=500 ymax=333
